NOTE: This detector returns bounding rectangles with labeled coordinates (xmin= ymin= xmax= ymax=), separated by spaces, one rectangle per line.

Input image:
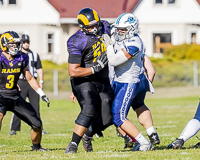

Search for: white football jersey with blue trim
xmin=112 ymin=34 xmax=145 ymax=83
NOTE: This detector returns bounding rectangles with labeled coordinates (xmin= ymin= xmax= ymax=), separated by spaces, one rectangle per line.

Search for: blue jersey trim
xmin=127 ymin=46 xmax=139 ymax=56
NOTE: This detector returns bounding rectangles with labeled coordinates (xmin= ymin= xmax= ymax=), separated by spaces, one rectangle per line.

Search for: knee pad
xmin=81 ymin=104 xmax=97 ymax=117
xmin=75 ymin=114 xmax=93 ymax=128
xmin=31 ymin=118 xmax=42 ymax=129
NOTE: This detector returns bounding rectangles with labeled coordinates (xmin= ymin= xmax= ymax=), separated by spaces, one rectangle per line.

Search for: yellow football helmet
xmin=0 ymin=31 xmax=21 ymax=55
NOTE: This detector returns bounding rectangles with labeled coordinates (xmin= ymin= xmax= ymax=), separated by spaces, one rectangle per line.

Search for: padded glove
xmin=41 ymin=95 xmax=50 ymax=107
xmin=102 ymin=33 xmax=113 ymax=48
xmin=91 ymin=53 xmax=108 ymax=73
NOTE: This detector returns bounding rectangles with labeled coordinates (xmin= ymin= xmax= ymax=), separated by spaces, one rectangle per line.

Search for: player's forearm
xmin=146 ymin=71 xmax=155 ymax=83
xmin=68 ymin=67 xmax=93 ymax=77
xmin=37 ymin=68 xmax=43 ymax=82
xmin=27 ymin=76 xmax=46 ymax=98
xmin=143 ymin=55 xmax=156 ymax=82
xmin=27 ymin=76 xmax=41 ymax=91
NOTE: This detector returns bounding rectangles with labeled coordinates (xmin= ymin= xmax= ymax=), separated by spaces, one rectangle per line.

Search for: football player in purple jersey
xmin=0 ymin=31 xmax=50 ymax=151
xmin=65 ymin=8 xmax=114 ymax=153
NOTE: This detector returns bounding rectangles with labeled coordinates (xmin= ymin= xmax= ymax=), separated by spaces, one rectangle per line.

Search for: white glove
xmin=102 ymin=34 xmax=113 ymax=48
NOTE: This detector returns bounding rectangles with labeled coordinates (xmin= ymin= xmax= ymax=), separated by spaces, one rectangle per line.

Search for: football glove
xmin=91 ymin=53 xmax=108 ymax=73
xmin=41 ymin=95 xmax=50 ymax=107
xmin=102 ymin=33 xmax=113 ymax=48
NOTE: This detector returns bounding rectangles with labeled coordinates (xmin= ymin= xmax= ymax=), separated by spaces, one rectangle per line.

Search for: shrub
xmin=185 ymin=44 xmax=200 ymax=59
xmin=163 ymin=44 xmax=200 ymax=60
xmin=42 ymin=61 xmax=70 ymax=92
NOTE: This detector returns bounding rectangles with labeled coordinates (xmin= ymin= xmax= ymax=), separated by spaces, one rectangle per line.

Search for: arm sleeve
xmin=106 ymin=45 xmax=128 ymax=67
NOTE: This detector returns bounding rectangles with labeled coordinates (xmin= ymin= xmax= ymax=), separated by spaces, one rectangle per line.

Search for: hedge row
xmin=42 ymin=43 xmax=200 ymax=91
xmin=163 ymin=43 xmax=200 ymax=60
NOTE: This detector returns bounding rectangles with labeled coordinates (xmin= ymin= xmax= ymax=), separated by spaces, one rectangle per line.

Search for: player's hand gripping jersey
xmin=0 ymin=51 xmax=29 ymax=99
xmin=112 ymin=33 xmax=145 ymax=83
xmin=67 ymin=20 xmax=110 ymax=80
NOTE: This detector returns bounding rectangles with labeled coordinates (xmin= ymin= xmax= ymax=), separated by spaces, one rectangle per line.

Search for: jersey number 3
xmin=6 ymin=75 xmax=14 ymax=89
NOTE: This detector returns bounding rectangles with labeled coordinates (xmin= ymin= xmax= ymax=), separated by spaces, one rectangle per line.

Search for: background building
xmin=1 ymin=0 xmax=200 ymax=63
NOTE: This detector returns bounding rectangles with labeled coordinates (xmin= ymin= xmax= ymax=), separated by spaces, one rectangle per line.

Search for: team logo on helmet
xmin=0 ymin=31 xmax=21 ymax=56
xmin=113 ymin=13 xmax=139 ymax=42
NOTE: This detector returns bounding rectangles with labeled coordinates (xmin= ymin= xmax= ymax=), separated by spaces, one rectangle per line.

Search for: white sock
xmin=179 ymin=118 xmax=200 ymax=142
xmin=135 ymin=133 xmax=149 ymax=144
xmin=146 ymin=126 xmax=156 ymax=136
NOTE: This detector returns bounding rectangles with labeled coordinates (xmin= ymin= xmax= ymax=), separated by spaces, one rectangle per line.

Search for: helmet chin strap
xmin=22 ymin=47 xmax=29 ymax=51
xmin=6 ymin=44 xmax=20 ymax=56
xmin=91 ymin=27 xmax=98 ymax=34
xmin=8 ymin=48 xmax=18 ymax=56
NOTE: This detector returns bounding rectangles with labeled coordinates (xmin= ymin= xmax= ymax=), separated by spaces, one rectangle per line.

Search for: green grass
xmin=1 ymin=96 xmax=200 ymax=159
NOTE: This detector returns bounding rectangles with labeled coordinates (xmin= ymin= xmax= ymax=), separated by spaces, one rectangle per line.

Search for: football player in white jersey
xmin=103 ymin=13 xmax=160 ymax=151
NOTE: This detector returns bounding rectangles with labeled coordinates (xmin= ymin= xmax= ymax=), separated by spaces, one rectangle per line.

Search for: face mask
xmin=91 ymin=27 xmax=98 ymax=35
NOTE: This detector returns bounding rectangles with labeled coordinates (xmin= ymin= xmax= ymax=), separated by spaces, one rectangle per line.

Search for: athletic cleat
xmin=9 ymin=130 xmax=16 ymax=135
xmin=116 ymin=128 xmax=123 ymax=137
xmin=167 ymin=138 xmax=184 ymax=149
xmin=96 ymin=131 xmax=104 ymax=138
xmin=65 ymin=142 xmax=78 ymax=153
xmin=42 ymin=130 xmax=49 ymax=135
xmin=193 ymin=137 xmax=200 ymax=148
xmin=132 ymin=141 xmax=140 ymax=151
xmin=123 ymin=135 xmax=134 ymax=149
xmin=193 ymin=142 xmax=200 ymax=148
xmin=148 ymin=132 xmax=160 ymax=145
xmin=31 ymin=146 xmax=49 ymax=151
xmin=82 ymin=134 xmax=93 ymax=152
xmin=139 ymin=141 xmax=154 ymax=151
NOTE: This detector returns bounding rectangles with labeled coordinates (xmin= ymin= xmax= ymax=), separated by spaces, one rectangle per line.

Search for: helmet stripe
xmin=3 ymin=33 xmax=14 ymax=42
xmin=93 ymin=10 xmax=99 ymax=22
xmin=77 ymin=14 xmax=90 ymax=25
xmin=116 ymin=13 xmax=129 ymax=25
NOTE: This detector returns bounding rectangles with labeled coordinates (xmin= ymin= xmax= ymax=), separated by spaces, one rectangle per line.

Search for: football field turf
xmin=1 ymin=94 xmax=200 ymax=159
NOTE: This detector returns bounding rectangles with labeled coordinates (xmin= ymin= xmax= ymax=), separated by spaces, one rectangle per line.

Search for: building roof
xmin=47 ymin=0 xmax=200 ymax=24
xmin=47 ymin=0 xmax=140 ymax=23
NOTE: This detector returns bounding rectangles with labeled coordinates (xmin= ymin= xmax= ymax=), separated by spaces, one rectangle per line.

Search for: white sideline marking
xmin=157 ymin=125 xmax=176 ymax=128
xmin=0 ymin=145 xmax=6 ymax=148
xmin=47 ymin=134 xmax=66 ymax=136
xmin=95 ymin=151 xmax=132 ymax=157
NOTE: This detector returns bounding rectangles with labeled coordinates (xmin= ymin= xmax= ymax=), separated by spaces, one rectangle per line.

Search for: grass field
xmin=1 ymin=93 xmax=200 ymax=159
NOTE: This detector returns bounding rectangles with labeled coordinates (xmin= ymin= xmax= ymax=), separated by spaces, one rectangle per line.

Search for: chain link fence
xmin=43 ymin=61 xmax=200 ymax=94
